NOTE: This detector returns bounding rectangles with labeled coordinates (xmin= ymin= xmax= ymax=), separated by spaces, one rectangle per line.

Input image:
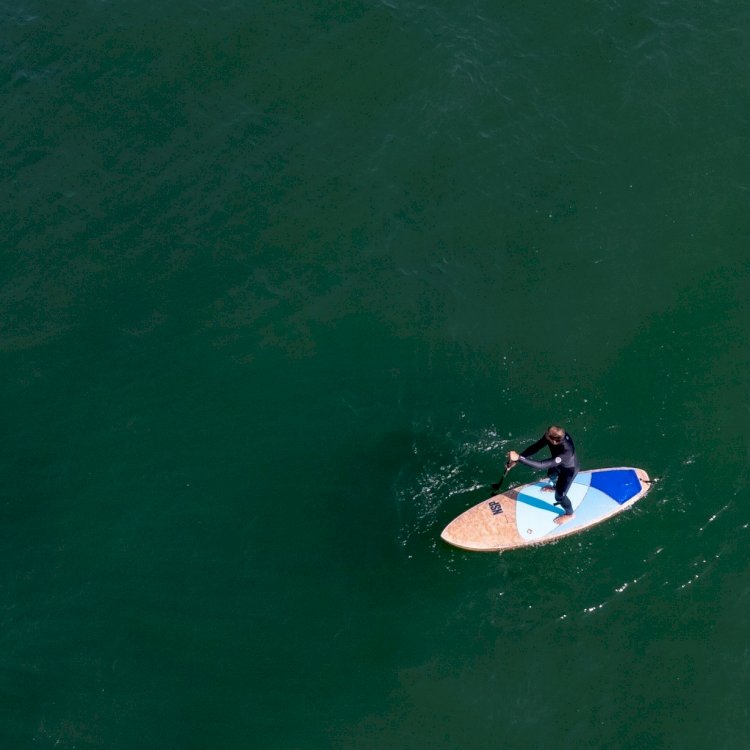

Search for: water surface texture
xmin=3 ymin=1 xmax=750 ymax=748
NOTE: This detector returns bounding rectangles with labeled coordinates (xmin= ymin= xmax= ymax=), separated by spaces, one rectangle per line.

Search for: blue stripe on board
xmin=516 ymin=491 xmax=564 ymax=516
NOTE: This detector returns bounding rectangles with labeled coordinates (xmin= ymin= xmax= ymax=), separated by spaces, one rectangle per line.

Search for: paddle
xmin=491 ymin=459 xmax=515 ymax=494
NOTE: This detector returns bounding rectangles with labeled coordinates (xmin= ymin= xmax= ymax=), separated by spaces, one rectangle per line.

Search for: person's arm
xmin=517 ymin=454 xmax=562 ymax=470
xmin=520 ymin=437 xmax=547 ymax=458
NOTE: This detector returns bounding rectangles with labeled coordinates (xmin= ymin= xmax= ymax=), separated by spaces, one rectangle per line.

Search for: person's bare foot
xmin=541 ymin=486 xmax=555 ymax=493
xmin=553 ymin=513 xmax=575 ymax=526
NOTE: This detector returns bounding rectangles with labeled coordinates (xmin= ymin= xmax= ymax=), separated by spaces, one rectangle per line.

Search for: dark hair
xmin=546 ymin=425 xmax=564 ymax=440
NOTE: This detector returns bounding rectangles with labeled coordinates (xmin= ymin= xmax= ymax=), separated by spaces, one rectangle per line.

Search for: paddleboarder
xmin=508 ymin=425 xmax=579 ymax=525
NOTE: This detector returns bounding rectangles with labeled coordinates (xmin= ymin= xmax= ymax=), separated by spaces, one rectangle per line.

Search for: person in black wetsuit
xmin=508 ymin=425 xmax=579 ymax=525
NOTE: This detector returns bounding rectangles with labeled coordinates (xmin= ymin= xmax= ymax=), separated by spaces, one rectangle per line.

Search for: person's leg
xmin=554 ymin=470 xmax=576 ymax=515
xmin=542 ymin=467 xmax=559 ymax=492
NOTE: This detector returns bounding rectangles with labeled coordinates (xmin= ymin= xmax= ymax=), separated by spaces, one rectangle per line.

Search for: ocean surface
xmin=3 ymin=1 xmax=750 ymax=748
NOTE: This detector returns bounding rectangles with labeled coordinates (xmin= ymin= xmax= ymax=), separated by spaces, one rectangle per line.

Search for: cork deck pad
xmin=440 ymin=467 xmax=651 ymax=552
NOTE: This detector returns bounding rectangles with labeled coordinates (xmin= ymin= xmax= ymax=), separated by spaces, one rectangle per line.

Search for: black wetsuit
xmin=517 ymin=433 xmax=579 ymax=515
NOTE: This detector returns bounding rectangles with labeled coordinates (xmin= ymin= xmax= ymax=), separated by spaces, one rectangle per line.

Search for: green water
xmin=3 ymin=1 xmax=750 ymax=747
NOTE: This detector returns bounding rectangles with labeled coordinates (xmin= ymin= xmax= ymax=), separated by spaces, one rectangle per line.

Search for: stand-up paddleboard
xmin=441 ymin=467 xmax=651 ymax=552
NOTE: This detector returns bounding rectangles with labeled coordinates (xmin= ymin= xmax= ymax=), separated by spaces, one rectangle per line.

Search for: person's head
xmin=545 ymin=425 xmax=565 ymax=444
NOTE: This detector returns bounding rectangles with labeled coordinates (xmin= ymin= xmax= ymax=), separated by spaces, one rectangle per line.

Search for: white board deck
xmin=440 ymin=467 xmax=651 ymax=552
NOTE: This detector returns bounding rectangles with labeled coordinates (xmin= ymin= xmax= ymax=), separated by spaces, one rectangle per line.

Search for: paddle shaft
xmin=492 ymin=460 xmax=515 ymax=493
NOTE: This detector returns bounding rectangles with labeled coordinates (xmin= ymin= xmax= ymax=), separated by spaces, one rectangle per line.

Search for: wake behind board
xmin=441 ymin=467 xmax=651 ymax=552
